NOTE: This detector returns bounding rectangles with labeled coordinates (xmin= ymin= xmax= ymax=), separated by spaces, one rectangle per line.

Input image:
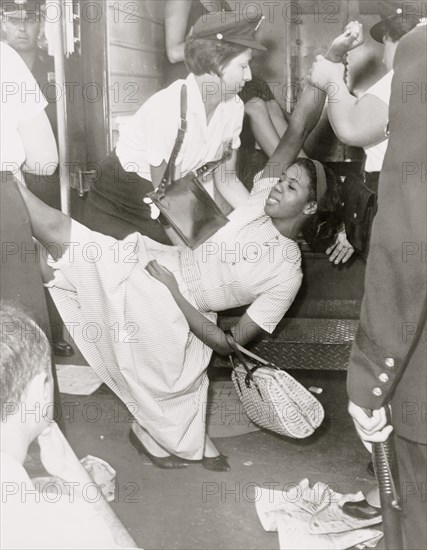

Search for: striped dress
xmin=49 ymin=177 xmax=302 ymax=459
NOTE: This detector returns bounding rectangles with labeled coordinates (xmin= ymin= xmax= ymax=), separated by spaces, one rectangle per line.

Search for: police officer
xmin=1 ymin=0 xmax=57 ymax=136
xmin=346 ymin=3 xmax=427 ymax=548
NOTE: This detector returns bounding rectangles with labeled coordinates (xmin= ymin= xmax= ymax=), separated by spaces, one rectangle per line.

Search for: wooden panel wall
xmin=106 ymin=0 xmax=166 ymax=147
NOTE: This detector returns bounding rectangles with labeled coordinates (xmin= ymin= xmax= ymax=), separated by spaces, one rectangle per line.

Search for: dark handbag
xmin=341 ymin=173 xmax=378 ymax=259
xmin=146 ymin=85 xmax=230 ymax=249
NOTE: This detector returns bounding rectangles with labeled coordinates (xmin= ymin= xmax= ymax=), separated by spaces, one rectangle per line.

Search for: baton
xmin=373 ymin=437 xmax=403 ymax=550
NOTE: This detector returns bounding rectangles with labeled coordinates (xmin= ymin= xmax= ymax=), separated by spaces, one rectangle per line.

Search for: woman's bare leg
xmin=244 ymin=98 xmax=281 ymax=158
xmin=17 ymin=181 xmax=71 ymax=259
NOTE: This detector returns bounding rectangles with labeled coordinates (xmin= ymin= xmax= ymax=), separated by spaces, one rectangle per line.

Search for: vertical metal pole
xmin=48 ymin=0 xmax=70 ymax=215
xmin=285 ymin=11 xmax=293 ymax=114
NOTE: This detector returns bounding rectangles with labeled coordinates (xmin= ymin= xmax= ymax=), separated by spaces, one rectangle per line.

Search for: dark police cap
xmin=0 ymin=0 xmax=44 ymax=16
xmin=190 ymin=9 xmax=267 ymax=51
xmin=370 ymin=1 xmax=425 ymax=42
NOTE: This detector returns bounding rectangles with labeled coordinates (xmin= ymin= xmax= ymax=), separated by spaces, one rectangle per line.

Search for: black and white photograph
xmin=0 ymin=1 xmax=426 ymax=549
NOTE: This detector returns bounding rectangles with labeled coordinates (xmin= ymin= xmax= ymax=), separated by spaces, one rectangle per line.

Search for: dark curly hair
xmin=184 ymin=36 xmax=249 ymax=76
xmin=295 ymin=158 xmax=343 ymax=252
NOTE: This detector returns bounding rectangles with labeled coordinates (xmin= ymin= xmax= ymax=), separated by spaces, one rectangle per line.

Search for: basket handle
xmin=225 ymin=333 xmax=266 ymax=398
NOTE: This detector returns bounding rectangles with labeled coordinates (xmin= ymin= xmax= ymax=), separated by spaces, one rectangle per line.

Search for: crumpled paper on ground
xmin=80 ymin=455 xmax=117 ymax=502
xmin=56 ymin=364 xmax=103 ymax=395
xmin=255 ymin=479 xmax=383 ymax=550
xmin=31 ymin=456 xmax=117 ymax=503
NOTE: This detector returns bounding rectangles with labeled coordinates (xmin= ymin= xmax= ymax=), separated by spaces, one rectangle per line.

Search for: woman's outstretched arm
xmin=17 ymin=182 xmax=71 ymax=259
xmin=262 ymin=83 xmax=327 ymax=180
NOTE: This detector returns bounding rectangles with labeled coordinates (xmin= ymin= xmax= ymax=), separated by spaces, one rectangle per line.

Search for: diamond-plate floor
xmin=211 ymin=342 xmax=353 ymax=371
xmin=215 ymin=315 xmax=358 ymax=371
xmin=219 ymin=317 xmax=358 ymax=344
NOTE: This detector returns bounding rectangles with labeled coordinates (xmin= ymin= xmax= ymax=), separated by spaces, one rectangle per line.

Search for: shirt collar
xmin=185 ymin=73 xmax=206 ymax=115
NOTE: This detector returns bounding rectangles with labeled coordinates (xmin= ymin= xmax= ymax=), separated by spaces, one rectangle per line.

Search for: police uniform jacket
xmin=347 ymin=23 xmax=427 ymax=444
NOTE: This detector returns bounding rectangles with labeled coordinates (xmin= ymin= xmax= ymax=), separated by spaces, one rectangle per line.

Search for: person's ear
xmin=303 ymin=201 xmax=318 ymax=216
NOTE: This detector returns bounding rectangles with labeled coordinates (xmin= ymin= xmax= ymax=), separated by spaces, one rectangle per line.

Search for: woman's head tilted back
xmin=265 ymin=158 xmax=343 ymax=252
xmin=297 ymin=158 xmax=343 ymax=252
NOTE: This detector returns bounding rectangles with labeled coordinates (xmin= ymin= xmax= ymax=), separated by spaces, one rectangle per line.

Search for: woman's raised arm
xmin=262 ymin=83 xmax=326 ymax=180
xmin=263 ymin=21 xmax=364 ymax=179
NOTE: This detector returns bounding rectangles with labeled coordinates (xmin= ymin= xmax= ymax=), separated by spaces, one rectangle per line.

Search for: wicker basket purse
xmin=227 ymin=336 xmax=324 ymax=439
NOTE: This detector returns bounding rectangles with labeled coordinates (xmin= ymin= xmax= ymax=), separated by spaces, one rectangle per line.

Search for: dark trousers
xmin=0 ymin=173 xmax=65 ymax=431
xmin=395 ymin=434 xmax=427 ymax=549
xmin=85 ymin=150 xmax=170 ymax=244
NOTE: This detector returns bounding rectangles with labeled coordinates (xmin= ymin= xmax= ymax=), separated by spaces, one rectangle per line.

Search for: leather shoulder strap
xmin=162 ymin=84 xmax=188 ymax=186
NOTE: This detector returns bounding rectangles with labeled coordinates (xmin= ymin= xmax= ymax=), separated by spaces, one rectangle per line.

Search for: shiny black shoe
xmin=53 ymin=339 xmax=74 ymax=357
xmin=341 ymin=499 xmax=382 ymax=520
xmin=202 ymin=454 xmax=231 ymax=472
xmin=128 ymin=430 xmax=189 ymax=469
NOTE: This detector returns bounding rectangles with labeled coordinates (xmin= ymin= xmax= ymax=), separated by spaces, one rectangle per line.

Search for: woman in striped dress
xmin=18 ymin=23 xmax=361 ymax=473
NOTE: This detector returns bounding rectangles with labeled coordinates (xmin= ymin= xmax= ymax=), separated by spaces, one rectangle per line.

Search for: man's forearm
xmin=325 ymin=81 xmax=358 ymax=143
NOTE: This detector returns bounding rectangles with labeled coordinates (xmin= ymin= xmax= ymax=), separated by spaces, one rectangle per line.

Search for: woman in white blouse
xmin=85 ymin=9 xmax=267 ymax=244
xmin=17 ymin=25 xmax=361 ymax=473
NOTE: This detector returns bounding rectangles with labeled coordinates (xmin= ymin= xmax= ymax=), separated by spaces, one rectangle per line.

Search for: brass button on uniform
xmin=379 ymin=373 xmax=389 ymax=383
xmin=385 ymin=357 xmax=395 ymax=368
xmin=373 ymin=387 xmax=383 ymax=397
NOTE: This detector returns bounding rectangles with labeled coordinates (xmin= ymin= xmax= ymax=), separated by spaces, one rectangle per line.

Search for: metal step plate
xmin=219 ymin=300 xmax=362 ymax=321
xmin=219 ymin=318 xmax=358 ymax=344
xmin=211 ymin=342 xmax=352 ymax=371
xmin=214 ymin=318 xmax=358 ymax=371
